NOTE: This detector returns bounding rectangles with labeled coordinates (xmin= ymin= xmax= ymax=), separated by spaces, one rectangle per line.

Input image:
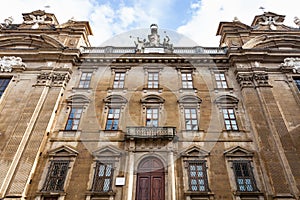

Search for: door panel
xmin=151 ymin=176 xmax=163 ymax=200
xmin=137 ymin=176 xmax=150 ymax=200
xmin=136 ymin=157 xmax=165 ymax=200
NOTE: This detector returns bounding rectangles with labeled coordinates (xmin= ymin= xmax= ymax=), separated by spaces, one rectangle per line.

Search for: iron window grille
xmin=42 ymin=160 xmax=70 ymax=192
xmin=222 ymin=108 xmax=238 ymax=130
xmin=184 ymin=108 xmax=198 ymax=130
xmin=92 ymin=162 xmax=114 ymax=192
xmin=146 ymin=107 xmax=159 ymax=127
xmin=187 ymin=161 xmax=209 ymax=192
xmin=105 ymin=108 xmax=120 ymax=130
xmin=78 ymin=72 xmax=92 ymax=88
xmin=113 ymin=72 xmax=125 ymax=88
xmin=181 ymin=73 xmax=193 ymax=89
xmin=0 ymin=78 xmax=11 ymax=98
xmin=65 ymin=107 xmax=83 ymax=130
xmin=215 ymin=73 xmax=228 ymax=88
xmin=233 ymin=161 xmax=258 ymax=192
xmin=147 ymin=72 xmax=159 ymax=88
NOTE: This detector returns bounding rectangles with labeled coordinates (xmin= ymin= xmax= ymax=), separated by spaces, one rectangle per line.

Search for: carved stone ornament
xmin=253 ymin=72 xmax=269 ymax=86
xmin=236 ymin=73 xmax=254 ymax=88
xmin=133 ymin=24 xmax=174 ymax=53
xmin=36 ymin=72 xmax=70 ymax=87
xmin=0 ymin=56 xmax=26 ymax=72
xmin=280 ymin=57 xmax=300 ymax=73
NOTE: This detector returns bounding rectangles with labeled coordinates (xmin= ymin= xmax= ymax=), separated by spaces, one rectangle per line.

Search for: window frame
xmin=214 ymin=72 xmax=228 ymax=89
xmin=42 ymin=160 xmax=70 ymax=192
xmin=184 ymin=107 xmax=199 ymax=131
xmin=65 ymin=107 xmax=83 ymax=131
xmin=187 ymin=161 xmax=209 ymax=192
xmin=92 ymin=162 xmax=114 ymax=192
xmin=113 ymin=72 xmax=125 ymax=89
xmin=147 ymin=72 xmax=159 ymax=89
xmin=146 ymin=107 xmax=159 ymax=127
xmin=232 ymin=160 xmax=258 ymax=192
xmin=0 ymin=77 xmax=11 ymax=98
xmin=78 ymin=72 xmax=92 ymax=88
xmin=293 ymin=77 xmax=300 ymax=91
xmin=222 ymin=108 xmax=238 ymax=131
xmin=105 ymin=107 xmax=121 ymax=130
xmin=181 ymin=72 xmax=194 ymax=89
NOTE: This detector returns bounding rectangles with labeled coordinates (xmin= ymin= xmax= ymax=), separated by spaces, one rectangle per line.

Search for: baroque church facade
xmin=0 ymin=10 xmax=299 ymax=200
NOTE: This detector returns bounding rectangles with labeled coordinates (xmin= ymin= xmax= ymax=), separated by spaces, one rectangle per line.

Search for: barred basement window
xmin=188 ymin=161 xmax=209 ymax=192
xmin=0 ymin=78 xmax=11 ymax=98
xmin=184 ymin=108 xmax=198 ymax=130
xmin=105 ymin=108 xmax=120 ymax=130
xmin=233 ymin=161 xmax=257 ymax=192
xmin=293 ymin=77 xmax=300 ymax=91
xmin=42 ymin=160 xmax=70 ymax=192
xmin=78 ymin=72 xmax=92 ymax=88
xmin=215 ymin=73 xmax=228 ymax=88
xmin=222 ymin=108 xmax=238 ymax=130
xmin=146 ymin=107 xmax=159 ymax=127
xmin=181 ymin=72 xmax=193 ymax=89
xmin=148 ymin=72 xmax=159 ymax=88
xmin=92 ymin=162 xmax=114 ymax=192
xmin=65 ymin=107 xmax=83 ymax=130
xmin=113 ymin=72 xmax=125 ymax=88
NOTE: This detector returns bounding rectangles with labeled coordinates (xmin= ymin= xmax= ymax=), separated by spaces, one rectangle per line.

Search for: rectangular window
xmin=146 ymin=108 xmax=159 ymax=127
xmin=113 ymin=72 xmax=125 ymax=88
xmin=293 ymin=78 xmax=300 ymax=91
xmin=42 ymin=160 xmax=70 ymax=192
xmin=65 ymin=107 xmax=83 ymax=130
xmin=188 ymin=161 xmax=209 ymax=192
xmin=105 ymin=108 xmax=120 ymax=130
xmin=0 ymin=78 xmax=11 ymax=98
xmin=215 ymin=73 xmax=228 ymax=88
xmin=182 ymin=73 xmax=193 ymax=89
xmin=43 ymin=197 xmax=58 ymax=200
xmin=222 ymin=108 xmax=238 ymax=130
xmin=148 ymin=72 xmax=159 ymax=88
xmin=184 ymin=108 xmax=198 ymax=130
xmin=233 ymin=161 xmax=257 ymax=192
xmin=78 ymin=72 xmax=92 ymax=88
xmin=92 ymin=162 xmax=113 ymax=192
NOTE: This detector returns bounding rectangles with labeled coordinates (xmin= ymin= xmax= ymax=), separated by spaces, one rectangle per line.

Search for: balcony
xmin=126 ymin=126 xmax=176 ymax=140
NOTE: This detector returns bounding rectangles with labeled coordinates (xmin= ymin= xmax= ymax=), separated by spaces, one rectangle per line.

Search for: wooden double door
xmin=136 ymin=157 xmax=165 ymax=200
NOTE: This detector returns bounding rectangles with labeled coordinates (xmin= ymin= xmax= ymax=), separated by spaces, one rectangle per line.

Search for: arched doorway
xmin=136 ymin=157 xmax=165 ymax=200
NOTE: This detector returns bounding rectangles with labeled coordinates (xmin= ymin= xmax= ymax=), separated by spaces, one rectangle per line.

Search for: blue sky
xmin=1 ymin=0 xmax=299 ymax=47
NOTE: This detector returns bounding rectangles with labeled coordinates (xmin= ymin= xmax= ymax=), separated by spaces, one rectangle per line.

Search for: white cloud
xmin=177 ymin=0 xmax=300 ymax=47
xmin=1 ymin=0 xmax=299 ymax=47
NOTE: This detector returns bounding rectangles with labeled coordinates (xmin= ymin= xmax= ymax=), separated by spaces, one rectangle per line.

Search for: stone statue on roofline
xmin=133 ymin=24 xmax=174 ymax=53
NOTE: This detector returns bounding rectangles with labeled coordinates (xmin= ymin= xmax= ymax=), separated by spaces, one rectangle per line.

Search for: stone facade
xmin=0 ymin=10 xmax=299 ymax=200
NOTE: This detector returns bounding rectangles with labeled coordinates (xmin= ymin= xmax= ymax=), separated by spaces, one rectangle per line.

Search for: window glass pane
xmin=78 ymin=72 xmax=92 ymax=88
xmin=233 ymin=162 xmax=256 ymax=192
xmin=105 ymin=108 xmax=120 ymax=130
xmin=92 ymin=162 xmax=113 ymax=192
xmin=65 ymin=107 xmax=83 ymax=130
xmin=188 ymin=162 xmax=208 ymax=192
xmin=114 ymin=72 xmax=125 ymax=88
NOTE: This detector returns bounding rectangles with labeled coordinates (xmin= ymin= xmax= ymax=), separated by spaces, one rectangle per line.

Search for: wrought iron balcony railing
xmin=126 ymin=126 xmax=176 ymax=139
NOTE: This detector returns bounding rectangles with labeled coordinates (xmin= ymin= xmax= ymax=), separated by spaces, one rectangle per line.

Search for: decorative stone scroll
xmin=280 ymin=57 xmax=300 ymax=73
xmin=0 ymin=56 xmax=26 ymax=72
